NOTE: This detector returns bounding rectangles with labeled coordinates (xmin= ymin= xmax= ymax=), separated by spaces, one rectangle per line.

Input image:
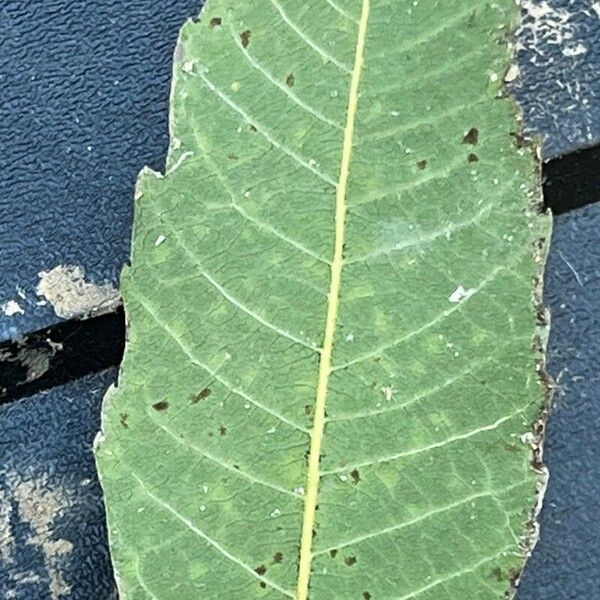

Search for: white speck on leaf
xmin=154 ymin=235 xmax=166 ymax=247
xmin=448 ymin=285 xmax=475 ymax=303
xmin=381 ymin=385 xmax=396 ymax=402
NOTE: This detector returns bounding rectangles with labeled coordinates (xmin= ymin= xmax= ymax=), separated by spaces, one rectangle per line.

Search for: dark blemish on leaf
xmin=374 ymin=357 xmax=381 ymax=362
xmin=120 ymin=413 xmax=129 ymax=428
xmin=304 ymin=405 xmax=312 ymax=415
xmin=219 ymin=425 xmax=227 ymax=436
xmin=241 ymin=30 xmax=251 ymax=48
xmin=259 ymin=582 xmax=266 ymax=589
xmin=228 ymin=154 xmax=239 ymax=160
xmin=350 ymin=468 xmax=360 ymax=484
xmin=192 ymin=388 xmax=211 ymax=403
xmin=255 ymin=565 xmax=267 ymax=576
xmin=329 ymin=549 xmax=338 ymax=558
xmin=363 ymin=593 xmax=372 ymax=600
xmin=467 ymin=9 xmax=477 ymax=28
xmin=249 ymin=124 xmax=257 ymax=132
xmin=312 ymin=528 xmax=317 ymax=538
xmin=467 ymin=153 xmax=479 ymax=163
xmin=345 ymin=556 xmax=357 ymax=566
xmin=503 ymin=442 xmax=520 ymax=453
xmin=491 ymin=567 xmax=504 ymax=582
xmin=233 ymin=464 xmax=240 ymax=470
xmin=510 ymin=131 xmax=527 ymax=148
xmin=462 ymin=127 xmax=479 ymax=145
xmin=416 ymin=159 xmax=427 ymax=170
xmin=152 ymin=400 xmax=169 ymax=411
xmin=273 ymin=552 xmax=283 ymax=564
xmin=286 ymin=73 xmax=295 ymax=87
xmin=508 ymin=567 xmax=520 ymax=586
xmin=210 ymin=17 xmax=222 ymax=28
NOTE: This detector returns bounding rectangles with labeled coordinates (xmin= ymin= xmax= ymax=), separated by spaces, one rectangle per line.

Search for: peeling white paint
xmin=36 ymin=265 xmax=120 ymax=320
xmin=2 ymin=301 xmax=24 ymax=317
xmin=1 ymin=471 xmax=74 ymax=599
xmin=520 ymin=1 xmax=586 ymax=59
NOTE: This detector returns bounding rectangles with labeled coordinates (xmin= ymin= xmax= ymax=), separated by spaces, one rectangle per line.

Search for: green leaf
xmin=96 ymin=1 xmax=551 ymax=598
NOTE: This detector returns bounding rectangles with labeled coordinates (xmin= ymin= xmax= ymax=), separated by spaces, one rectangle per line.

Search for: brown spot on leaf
xmin=254 ymin=565 xmax=267 ymax=576
xmin=228 ymin=154 xmax=239 ymax=160
xmin=192 ymin=388 xmax=212 ymax=403
xmin=462 ymin=127 xmax=479 ymax=145
xmin=345 ymin=556 xmax=357 ymax=566
xmin=286 ymin=73 xmax=295 ymax=87
xmin=259 ymin=582 xmax=266 ymax=589
xmin=416 ymin=159 xmax=427 ymax=170
xmin=152 ymin=400 xmax=169 ymax=411
xmin=304 ymin=405 xmax=312 ymax=415
xmin=120 ymin=413 xmax=129 ymax=428
xmin=467 ymin=152 xmax=479 ymax=163
xmin=350 ymin=468 xmax=360 ymax=484
xmin=248 ymin=124 xmax=257 ymax=132
xmin=219 ymin=425 xmax=227 ymax=436
xmin=491 ymin=566 xmax=503 ymax=581
xmin=329 ymin=549 xmax=338 ymax=558
xmin=363 ymin=593 xmax=372 ymax=600
xmin=240 ymin=30 xmax=251 ymax=48
xmin=273 ymin=552 xmax=283 ymax=563
xmin=210 ymin=17 xmax=222 ymax=28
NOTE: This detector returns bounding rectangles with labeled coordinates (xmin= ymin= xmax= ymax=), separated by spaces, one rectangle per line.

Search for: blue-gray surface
xmin=0 ymin=0 xmax=201 ymax=341
xmin=517 ymin=204 xmax=600 ymax=600
xmin=0 ymin=370 xmax=117 ymax=600
xmin=514 ymin=0 xmax=600 ymax=158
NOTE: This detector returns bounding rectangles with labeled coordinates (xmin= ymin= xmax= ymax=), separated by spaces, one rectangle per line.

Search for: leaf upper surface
xmin=96 ymin=1 xmax=550 ymax=598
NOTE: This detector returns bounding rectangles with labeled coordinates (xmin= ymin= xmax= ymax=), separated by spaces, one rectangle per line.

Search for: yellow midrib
xmin=294 ymin=1 xmax=370 ymax=598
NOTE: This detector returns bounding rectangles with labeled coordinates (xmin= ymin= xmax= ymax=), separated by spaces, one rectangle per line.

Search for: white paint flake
xmin=345 ymin=332 xmax=354 ymax=342
xmin=448 ymin=285 xmax=475 ymax=303
xmin=2 ymin=300 xmax=24 ymax=316
xmin=1 ymin=471 xmax=74 ymax=599
xmin=37 ymin=265 xmax=121 ymax=319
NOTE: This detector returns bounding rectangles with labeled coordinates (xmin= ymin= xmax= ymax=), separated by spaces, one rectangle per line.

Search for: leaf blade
xmin=96 ymin=1 xmax=550 ymax=598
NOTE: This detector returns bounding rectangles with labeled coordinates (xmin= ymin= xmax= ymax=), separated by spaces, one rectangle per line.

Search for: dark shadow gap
xmin=543 ymin=144 xmax=600 ymax=214
xmin=0 ymin=145 xmax=598 ymax=406
xmin=0 ymin=308 xmax=125 ymax=405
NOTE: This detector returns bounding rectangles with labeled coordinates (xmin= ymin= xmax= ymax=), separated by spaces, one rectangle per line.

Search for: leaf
xmin=96 ymin=1 xmax=551 ymax=598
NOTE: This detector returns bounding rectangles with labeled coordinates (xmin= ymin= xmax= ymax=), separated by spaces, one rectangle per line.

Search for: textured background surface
xmin=513 ymin=0 xmax=600 ymax=158
xmin=0 ymin=0 xmax=201 ymax=341
xmin=0 ymin=370 xmax=117 ymax=600
xmin=517 ymin=204 xmax=600 ymax=599
xmin=0 ymin=0 xmax=599 ymax=598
